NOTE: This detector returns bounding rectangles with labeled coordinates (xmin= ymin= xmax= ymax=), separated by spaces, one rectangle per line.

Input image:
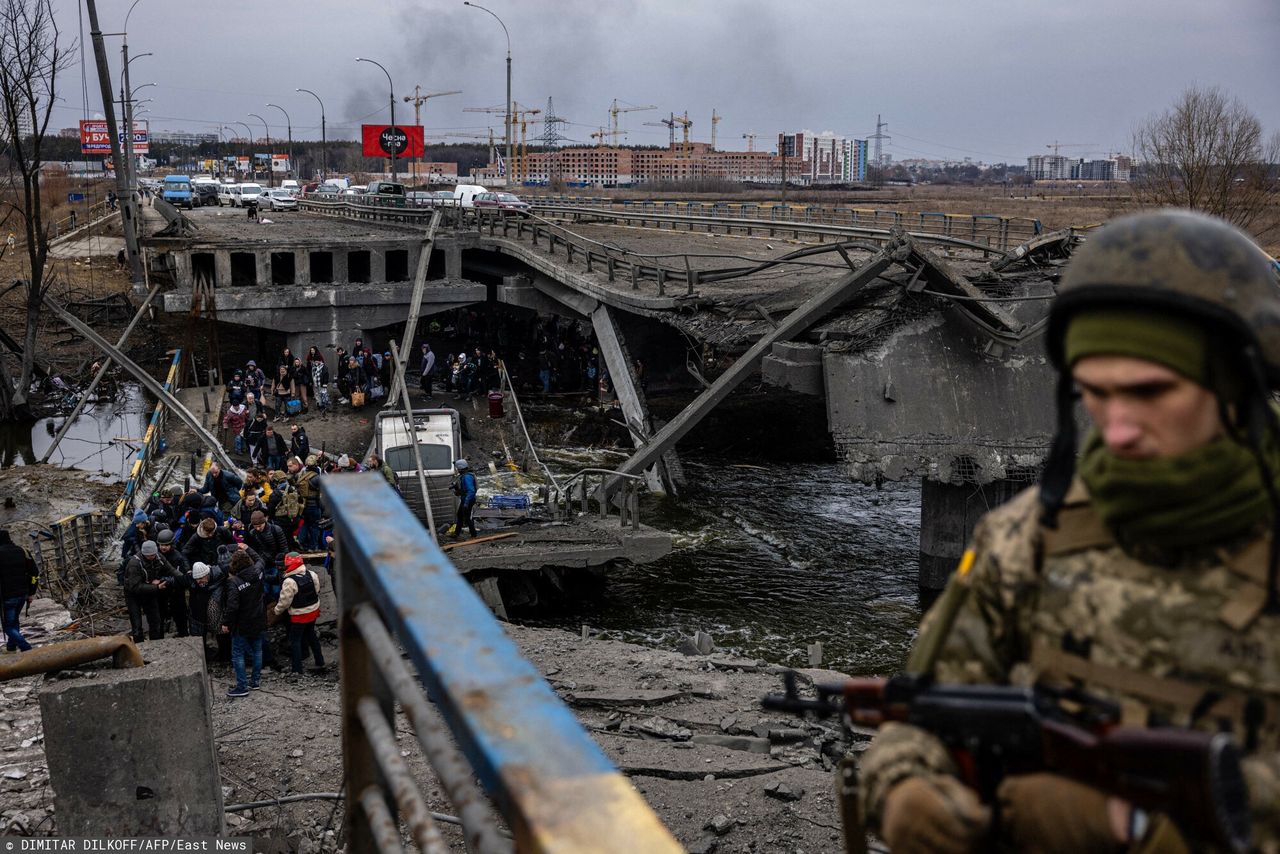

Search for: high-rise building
xmin=778 ymin=130 xmax=870 ymax=183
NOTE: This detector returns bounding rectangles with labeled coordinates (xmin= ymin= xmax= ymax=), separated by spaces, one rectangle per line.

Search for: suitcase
xmin=285 ymin=396 xmax=303 ymax=416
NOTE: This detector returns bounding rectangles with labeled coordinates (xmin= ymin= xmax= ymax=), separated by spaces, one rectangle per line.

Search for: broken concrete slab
xmin=39 ymin=637 xmax=224 ymax=835
xmin=596 ymin=732 xmax=787 ymax=780
xmin=632 ymin=716 xmax=692 ymax=741
xmin=689 ymin=734 xmax=772 ymax=754
xmin=764 ymin=781 xmax=805 ymax=801
xmin=571 ymin=688 xmax=683 ymax=707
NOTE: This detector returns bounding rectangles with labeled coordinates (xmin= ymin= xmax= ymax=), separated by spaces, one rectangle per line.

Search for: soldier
xmin=858 ymin=211 xmax=1280 ymax=853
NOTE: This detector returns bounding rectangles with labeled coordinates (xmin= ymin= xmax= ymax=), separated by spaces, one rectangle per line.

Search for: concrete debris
xmin=570 ymin=688 xmax=684 ymax=707
xmin=3 ymin=768 xmax=28 ymax=780
xmin=677 ymin=631 xmax=716 ymax=657
xmin=290 ymin=748 xmax=304 ymax=758
xmin=764 ymin=781 xmax=805 ymax=801
xmin=633 ymin=716 xmax=692 ymax=741
xmin=704 ymin=814 xmax=735 ymax=836
xmin=689 ymin=734 xmax=772 ymax=755
xmin=768 ymin=728 xmax=809 ymax=743
xmin=707 ymin=657 xmax=761 ymax=672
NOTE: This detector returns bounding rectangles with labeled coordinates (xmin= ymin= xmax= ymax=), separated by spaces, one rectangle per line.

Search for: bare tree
xmin=0 ymin=0 xmax=70 ymax=421
xmin=1133 ymin=85 xmax=1279 ymax=237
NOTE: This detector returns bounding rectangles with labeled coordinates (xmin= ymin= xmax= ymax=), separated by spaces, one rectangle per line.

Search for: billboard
xmin=79 ymin=119 xmax=111 ymax=154
xmin=361 ymin=124 xmax=424 ymax=159
xmin=79 ymin=119 xmax=149 ymax=154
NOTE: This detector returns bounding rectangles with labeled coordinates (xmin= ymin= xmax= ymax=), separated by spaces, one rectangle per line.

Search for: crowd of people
xmin=114 ymin=452 xmax=374 ymax=696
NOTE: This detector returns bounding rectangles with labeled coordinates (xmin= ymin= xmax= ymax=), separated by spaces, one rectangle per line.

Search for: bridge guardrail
xmin=552 ymin=468 xmax=643 ymax=527
xmin=531 ymin=194 xmax=1042 ymax=249
xmin=324 ymin=473 xmax=680 ymax=853
xmin=297 ymin=197 xmax=1008 ymax=298
xmin=114 ymin=349 xmax=182 ymax=519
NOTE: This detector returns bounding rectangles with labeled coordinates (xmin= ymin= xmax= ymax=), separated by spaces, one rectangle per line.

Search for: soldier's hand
xmin=998 ymin=773 xmax=1126 ymax=854
xmin=882 ymin=775 xmax=988 ymax=854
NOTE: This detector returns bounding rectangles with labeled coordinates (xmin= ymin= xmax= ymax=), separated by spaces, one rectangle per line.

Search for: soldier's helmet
xmin=1047 ymin=209 xmax=1280 ymax=386
xmin=1040 ymin=210 xmax=1280 ymax=530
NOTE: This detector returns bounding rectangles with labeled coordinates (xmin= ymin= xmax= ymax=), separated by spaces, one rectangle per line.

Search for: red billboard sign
xmin=79 ymin=119 xmax=111 ymax=154
xmin=361 ymin=124 xmax=424 ymax=159
xmin=79 ymin=119 xmax=149 ymax=154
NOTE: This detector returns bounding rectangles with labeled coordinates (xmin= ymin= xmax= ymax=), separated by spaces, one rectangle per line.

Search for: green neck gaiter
xmin=1077 ymin=431 xmax=1277 ymax=549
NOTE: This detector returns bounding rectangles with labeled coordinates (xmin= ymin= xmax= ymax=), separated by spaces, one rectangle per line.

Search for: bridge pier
xmin=918 ymin=477 xmax=1027 ymax=592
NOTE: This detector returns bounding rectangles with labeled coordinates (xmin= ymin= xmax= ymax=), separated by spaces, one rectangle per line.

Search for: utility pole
xmin=296 ymin=88 xmax=326 ymax=180
xmin=85 ymin=0 xmax=144 ymax=289
xmin=870 ymin=114 xmax=890 ymax=167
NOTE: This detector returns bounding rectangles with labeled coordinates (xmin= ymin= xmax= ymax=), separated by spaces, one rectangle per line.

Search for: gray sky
xmin=52 ymin=0 xmax=1280 ymax=164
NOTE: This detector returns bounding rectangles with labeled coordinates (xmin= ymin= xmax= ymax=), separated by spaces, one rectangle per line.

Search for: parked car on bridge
xmin=473 ymin=191 xmax=531 ymax=217
xmin=234 ymin=183 xmax=264 ymax=207
xmin=259 ymin=188 xmax=298 ymax=211
xmin=161 ymin=175 xmax=195 ymax=209
xmin=193 ymin=183 xmax=219 ymax=207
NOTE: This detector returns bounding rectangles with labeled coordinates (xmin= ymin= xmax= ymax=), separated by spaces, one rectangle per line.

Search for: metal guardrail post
xmin=338 ymin=535 xmax=397 ymax=854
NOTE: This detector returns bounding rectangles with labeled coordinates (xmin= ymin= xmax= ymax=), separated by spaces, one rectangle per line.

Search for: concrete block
xmin=39 ymin=637 xmax=224 ymax=836
xmin=761 ymin=341 xmax=824 ymax=396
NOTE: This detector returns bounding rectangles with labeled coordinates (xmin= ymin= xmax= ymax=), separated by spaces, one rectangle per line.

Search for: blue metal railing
xmin=325 ymin=474 xmax=680 ymax=853
xmin=115 ymin=349 xmax=182 ymax=519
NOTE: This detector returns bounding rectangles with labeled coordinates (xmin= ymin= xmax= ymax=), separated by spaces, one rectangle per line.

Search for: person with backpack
xmin=450 ymin=459 xmax=478 ymax=540
xmin=266 ymin=471 xmax=302 ymax=550
xmin=123 ymin=540 xmax=181 ymax=642
xmin=292 ymin=456 xmax=323 ymax=551
xmin=221 ymin=546 xmax=266 ymax=697
xmin=272 ymin=553 xmax=325 ymax=675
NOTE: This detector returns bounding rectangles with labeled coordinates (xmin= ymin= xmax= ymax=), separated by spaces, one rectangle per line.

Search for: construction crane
xmin=403 ymin=86 xmax=461 ymax=184
xmin=643 ymin=113 xmax=677 ymax=149
xmin=710 ymin=109 xmax=721 ymax=151
xmin=608 ymin=99 xmax=655 ymax=146
xmin=591 ymin=128 xmax=609 ymax=147
xmin=742 ymin=130 xmax=758 ymax=152
xmin=511 ymin=102 xmax=541 ymax=184
xmin=1045 ymin=141 xmax=1098 ymax=157
xmin=674 ymin=111 xmax=693 ymax=156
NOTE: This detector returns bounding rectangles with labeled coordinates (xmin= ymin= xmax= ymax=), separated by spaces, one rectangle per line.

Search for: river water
xmin=0 ymin=384 xmax=150 ymax=477
xmin=527 ymin=453 xmax=922 ymax=676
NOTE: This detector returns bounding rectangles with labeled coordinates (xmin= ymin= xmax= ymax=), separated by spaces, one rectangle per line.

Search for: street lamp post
xmin=235 ymin=122 xmax=254 ymax=180
xmin=266 ymin=103 xmax=293 ymax=179
xmin=119 ymin=50 xmax=151 ymax=213
xmin=356 ymin=57 xmax=397 ymax=179
xmin=463 ymin=2 xmax=511 ymax=187
xmin=248 ymin=113 xmax=272 ymax=187
xmin=296 ymin=88 xmax=326 ymax=180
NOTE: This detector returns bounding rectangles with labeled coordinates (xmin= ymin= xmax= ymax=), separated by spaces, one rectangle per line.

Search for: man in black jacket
xmin=123 ymin=540 xmax=180 ymax=642
xmin=221 ymin=545 xmax=267 ymax=697
xmin=0 ymin=530 xmax=37 ymax=653
xmin=199 ymin=462 xmax=245 ymax=513
xmin=182 ymin=516 xmax=235 ymax=569
xmin=244 ymin=509 xmax=288 ymax=670
xmin=155 ymin=529 xmax=191 ymax=637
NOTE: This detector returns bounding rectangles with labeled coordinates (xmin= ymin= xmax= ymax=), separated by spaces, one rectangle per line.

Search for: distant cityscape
xmin=58 ymin=123 xmax=1136 ymax=188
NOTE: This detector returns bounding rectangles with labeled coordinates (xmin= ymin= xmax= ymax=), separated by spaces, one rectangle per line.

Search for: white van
xmin=235 ymin=183 xmax=264 ymax=207
xmin=375 ymin=408 xmax=461 ymax=534
xmin=217 ymin=183 xmax=237 ymax=207
xmin=452 ymin=184 xmax=489 ymax=208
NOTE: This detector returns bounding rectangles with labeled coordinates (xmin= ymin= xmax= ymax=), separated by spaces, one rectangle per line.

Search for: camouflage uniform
xmin=858 ymin=476 xmax=1280 ymax=851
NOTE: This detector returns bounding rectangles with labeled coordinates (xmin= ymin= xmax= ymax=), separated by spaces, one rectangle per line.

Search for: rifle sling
xmin=1030 ymin=639 xmax=1277 ymax=731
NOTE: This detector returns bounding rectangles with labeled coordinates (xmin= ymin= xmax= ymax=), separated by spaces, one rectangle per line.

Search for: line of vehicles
xmin=150 ymin=175 xmax=532 ymax=217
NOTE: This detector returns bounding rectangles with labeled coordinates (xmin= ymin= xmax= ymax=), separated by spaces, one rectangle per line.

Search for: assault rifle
xmin=763 ymin=671 xmax=1252 ymax=853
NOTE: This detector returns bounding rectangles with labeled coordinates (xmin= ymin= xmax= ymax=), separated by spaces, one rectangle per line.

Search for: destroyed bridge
xmin=143 ymin=196 xmax=1081 ymax=590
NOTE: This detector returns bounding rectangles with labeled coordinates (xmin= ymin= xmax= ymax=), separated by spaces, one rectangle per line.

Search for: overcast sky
xmin=50 ymin=0 xmax=1280 ymax=164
